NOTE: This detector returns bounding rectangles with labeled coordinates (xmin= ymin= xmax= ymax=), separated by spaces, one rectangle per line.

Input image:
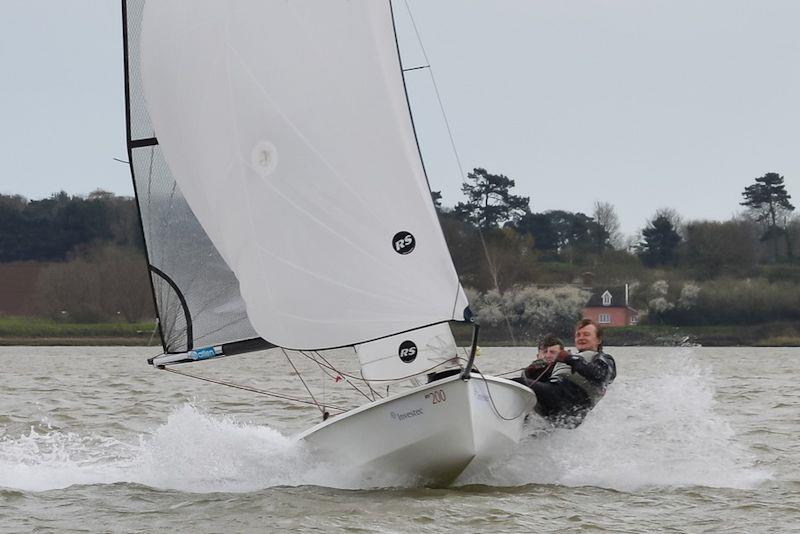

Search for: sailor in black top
xmin=528 ymin=319 xmax=617 ymax=428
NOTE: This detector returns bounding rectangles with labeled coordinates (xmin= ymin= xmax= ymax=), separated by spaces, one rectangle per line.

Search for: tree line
xmin=436 ymin=168 xmax=798 ymax=331
xmin=434 ymin=168 xmax=797 ymax=287
xmin=1 ymin=171 xmax=797 ymax=329
xmin=0 ymin=190 xmax=152 ymax=322
xmin=0 ymin=190 xmax=143 ymax=262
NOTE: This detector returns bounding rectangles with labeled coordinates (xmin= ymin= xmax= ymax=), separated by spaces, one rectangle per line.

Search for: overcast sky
xmin=1 ymin=1 xmax=798 ymax=236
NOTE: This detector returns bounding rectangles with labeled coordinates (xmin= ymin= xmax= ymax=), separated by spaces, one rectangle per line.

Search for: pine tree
xmin=637 ymin=215 xmax=681 ymax=267
xmin=740 ymin=172 xmax=795 ymax=260
xmin=453 ymin=168 xmax=530 ymax=229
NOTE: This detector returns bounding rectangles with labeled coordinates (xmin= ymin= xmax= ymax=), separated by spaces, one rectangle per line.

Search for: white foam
xmin=0 ymin=405 xmax=343 ymax=493
xmin=467 ymin=348 xmax=772 ymax=491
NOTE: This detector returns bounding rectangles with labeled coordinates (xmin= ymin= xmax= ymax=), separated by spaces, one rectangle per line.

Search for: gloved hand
xmin=523 ymin=359 xmax=545 ymax=376
xmin=555 ymin=350 xmax=573 ymax=363
xmin=524 ymin=359 xmax=550 ymax=381
xmin=527 ymin=359 xmax=548 ymax=371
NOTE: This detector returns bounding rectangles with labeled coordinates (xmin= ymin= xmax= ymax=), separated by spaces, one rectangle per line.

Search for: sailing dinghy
xmin=122 ymin=0 xmax=535 ymax=486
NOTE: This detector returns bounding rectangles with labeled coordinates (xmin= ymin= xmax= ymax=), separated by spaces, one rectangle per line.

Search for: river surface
xmin=0 ymin=346 xmax=798 ymax=532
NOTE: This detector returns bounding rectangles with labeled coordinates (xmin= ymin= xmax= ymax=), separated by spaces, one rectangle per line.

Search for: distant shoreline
xmin=0 ymin=337 xmax=157 ymax=346
xmin=451 ymin=322 xmax=800 ymax=348
xmin=3 ymin=321 xmax=797 ymax=348
xmin=0 ymin=317 xmax=158 ymax=347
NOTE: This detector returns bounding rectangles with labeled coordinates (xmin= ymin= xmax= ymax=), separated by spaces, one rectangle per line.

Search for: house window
xmin=598 ymin=313 xmax=611 ymax=324
xmin=629 ymin=315 xmax=638 ymax=325
xmin=601 ymin=290 xmax=612 ymax=306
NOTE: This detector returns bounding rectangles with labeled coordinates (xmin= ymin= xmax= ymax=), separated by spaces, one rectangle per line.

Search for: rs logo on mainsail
xmin=392 ymin=231 xmax=415 ymax=254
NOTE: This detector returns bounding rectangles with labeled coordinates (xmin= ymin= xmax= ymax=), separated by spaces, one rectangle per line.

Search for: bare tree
xmin=592 ymin=201 xmax=624 ymax=249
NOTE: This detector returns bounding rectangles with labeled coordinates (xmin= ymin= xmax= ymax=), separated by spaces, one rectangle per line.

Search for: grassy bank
xmin=607 ymin=322 xmax=800 ymax=347
xmin=0 ymin=316 xmax=159 ymax=346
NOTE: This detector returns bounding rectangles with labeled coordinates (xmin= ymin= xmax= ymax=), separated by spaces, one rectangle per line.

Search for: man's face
xmin=539 ymin=344 xmax=562 ymax=363
xmin=575 ymin=324 xmax=600 ymax=351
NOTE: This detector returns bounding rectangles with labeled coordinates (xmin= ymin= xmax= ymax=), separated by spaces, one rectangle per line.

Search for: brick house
xmin=582 ymin=284 xmax=639 ymax=327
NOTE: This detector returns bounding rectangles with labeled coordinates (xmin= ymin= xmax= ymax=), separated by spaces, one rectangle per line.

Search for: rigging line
xmin=282 ymin=348 xmax=323 ymax=414
xmin=300 ymin=349 xmax=375 ymax=402
xmin=456 ymin=346 xmax=528 ymax=378
xmin=474 ymin=368 xmax=530 ymax=422
xmin=349 ymin=348 xmax=379 ymax=400
xmin=301 ymin=350 xmax=374 ymax=402
xmin=358 ymin=364 xmax=380 ymax=401
xmin=321 ymin=357 xmax=326 ymax=412
xmin=528 ymin=361 xmax=555 ymax=386
xmin=298 ymin=351 xmax=371 ymax=409
xmin=402 ymin=0 xmax=516 ymax=344
xmin=312 ymin=350 xmax=375 ymax=401
xmin=496 ymin=366 xmax=527 ymax=377
xmin=402 ymin=0 xmax=465 ymax=178
xmin=314 ymin=354 xmax=374 ymax=402
xmin=301 ymin=351 xmax=339 ymax=382
xmin=159 ymin=366 xmax=347 ymax=412
xmin=146 ymin=320 xmax=159 ymax=347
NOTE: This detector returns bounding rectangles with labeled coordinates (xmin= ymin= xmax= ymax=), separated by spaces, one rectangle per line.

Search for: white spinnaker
xmin=140 ymin=1 xmax=468 ymax=350
xmin=355 ymin=323 xmax=460 ymax=382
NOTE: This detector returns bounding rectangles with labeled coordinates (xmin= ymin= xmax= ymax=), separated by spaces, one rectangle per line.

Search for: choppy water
xmin=0 ymin=346 xmax=797 ymax=532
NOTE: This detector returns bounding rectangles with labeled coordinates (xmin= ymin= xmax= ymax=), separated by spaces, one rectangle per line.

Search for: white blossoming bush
xmin=646 ymin=279 xmax=674 ymax=316
xmin=678 ymin=282 xmax=700 ymax=309
xmin=476 ymin=289 xmax=506 ymax=326
xmin=465 ymin=285 xmax=589 ymax=340
xmin=651 ymin=279 xmax=669 ymax=296
xmin=648 ymin=296 xmax=673 ymax=314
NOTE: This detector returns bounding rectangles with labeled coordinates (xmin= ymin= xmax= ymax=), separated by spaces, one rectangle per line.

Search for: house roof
xmin=585 ymin=286 xmax=628 ymax=308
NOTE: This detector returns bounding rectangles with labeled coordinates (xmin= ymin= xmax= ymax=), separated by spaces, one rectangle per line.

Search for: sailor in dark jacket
xmin=530 ymin=319 xmax=616 ymax=428
xmin=512 ymin=335 xmax=564 ymax=387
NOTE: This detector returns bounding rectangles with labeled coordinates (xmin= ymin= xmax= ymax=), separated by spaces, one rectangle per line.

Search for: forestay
xmin=138 ymin=0 xmax=469 ymax=351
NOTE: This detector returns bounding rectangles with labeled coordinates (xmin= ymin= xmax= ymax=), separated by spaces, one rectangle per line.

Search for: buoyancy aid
xmin=562 ymin=350 xmax=617 ymax=405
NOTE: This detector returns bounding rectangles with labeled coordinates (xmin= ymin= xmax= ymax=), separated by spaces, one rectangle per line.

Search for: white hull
xmin=297 ymin=373 xmax=535 ymax=486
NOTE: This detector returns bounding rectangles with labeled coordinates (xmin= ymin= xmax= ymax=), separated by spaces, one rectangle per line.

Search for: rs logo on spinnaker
xmin=398 ymin=340 xmax=417 ymax=363
xmin=392 ymin=231 xmax=415 ymax=254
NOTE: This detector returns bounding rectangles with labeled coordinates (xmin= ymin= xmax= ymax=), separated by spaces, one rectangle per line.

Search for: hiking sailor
xmin=527 ymin=319 xmax=617 ymax=427
xmin=512 ymin=335 xmax=564 ymax=387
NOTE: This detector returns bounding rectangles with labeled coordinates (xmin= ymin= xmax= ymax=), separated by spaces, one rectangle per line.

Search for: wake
xmin=0 ymin=405 xmax=327 ymax=493
xmin=0 ymin=349 xmax=770 ymax=493
xmin=467 ymin=348 xmax=771 ymax=490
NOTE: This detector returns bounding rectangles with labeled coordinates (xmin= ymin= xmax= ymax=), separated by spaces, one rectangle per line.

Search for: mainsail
xmin=125 ymin=1 xmax=469 ymax=373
